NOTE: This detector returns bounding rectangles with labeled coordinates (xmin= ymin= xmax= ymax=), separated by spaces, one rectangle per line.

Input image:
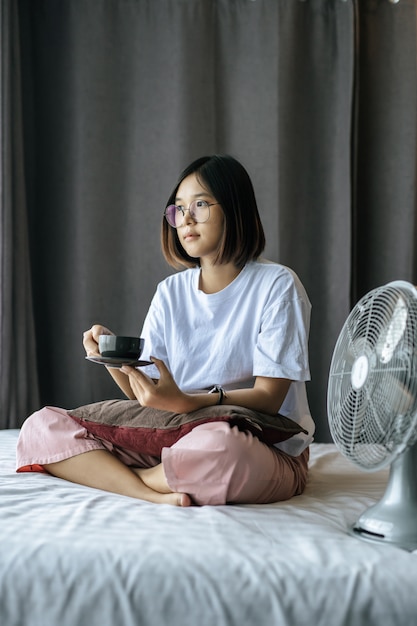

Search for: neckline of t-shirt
xmin=193 ymin=263 xmax=252 ymax=301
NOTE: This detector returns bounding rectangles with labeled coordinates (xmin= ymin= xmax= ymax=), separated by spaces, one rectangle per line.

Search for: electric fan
xmin=327 ymin=280 xmax=417 ymax=551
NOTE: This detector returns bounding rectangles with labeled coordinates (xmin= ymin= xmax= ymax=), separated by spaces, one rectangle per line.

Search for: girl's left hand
xmin=120 ymin=357 xmax=190 ymax=413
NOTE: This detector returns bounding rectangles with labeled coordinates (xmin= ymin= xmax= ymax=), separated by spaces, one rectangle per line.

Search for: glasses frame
xmin=164 ymin=201 xmax=219 ymax=228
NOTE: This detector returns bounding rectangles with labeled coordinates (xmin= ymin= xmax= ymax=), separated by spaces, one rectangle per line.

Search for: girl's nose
xmin=183 ymin=208 xmax=196 ymax=225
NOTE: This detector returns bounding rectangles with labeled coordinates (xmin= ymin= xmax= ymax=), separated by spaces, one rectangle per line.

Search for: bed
xmin=1 ymin=428 xmax=417 ymax=626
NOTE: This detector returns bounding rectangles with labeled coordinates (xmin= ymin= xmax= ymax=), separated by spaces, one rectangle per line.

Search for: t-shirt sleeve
xmin=253 ymin=276 xmax=311 ymax=382
xmin=139 ymin=287 xmax=167 ymax=379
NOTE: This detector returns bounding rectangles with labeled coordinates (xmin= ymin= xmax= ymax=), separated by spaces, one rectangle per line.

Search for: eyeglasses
xmin=164 ymin=200 xmax=219 ymax=228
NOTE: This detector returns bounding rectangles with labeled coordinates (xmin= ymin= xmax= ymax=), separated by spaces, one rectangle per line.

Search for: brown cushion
xmin=68 ymin=400 xmax=306 ymax=456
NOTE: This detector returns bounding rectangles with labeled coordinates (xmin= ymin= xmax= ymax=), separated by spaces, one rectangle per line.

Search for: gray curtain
xmin=0 ymin=0 xmax=39 ymax=427
xmin=1 ymin=0 xmax=416 ymax=443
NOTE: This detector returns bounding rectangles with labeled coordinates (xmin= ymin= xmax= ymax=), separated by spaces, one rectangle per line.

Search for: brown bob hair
xmin=161 ymin=155 xmax=266 ymax=269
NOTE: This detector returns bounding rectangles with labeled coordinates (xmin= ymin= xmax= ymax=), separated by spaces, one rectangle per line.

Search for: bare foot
xmin=162 ymin=492 xmax=192 ymax=507
xmin=133 ymin=464 xmax=173 ymax=494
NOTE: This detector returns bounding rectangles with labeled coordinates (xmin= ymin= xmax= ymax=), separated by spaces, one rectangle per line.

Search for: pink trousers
xmin=16 ymin=407 xmax=309 ymax=506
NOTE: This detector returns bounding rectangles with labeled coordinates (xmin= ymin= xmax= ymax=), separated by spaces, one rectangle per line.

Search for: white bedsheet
xmin=1 ymin=429 xmax=417 ymax=626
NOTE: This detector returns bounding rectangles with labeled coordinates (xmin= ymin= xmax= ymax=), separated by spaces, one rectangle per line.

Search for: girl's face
xmin=174 ymin=173 xmax=224 ymax=266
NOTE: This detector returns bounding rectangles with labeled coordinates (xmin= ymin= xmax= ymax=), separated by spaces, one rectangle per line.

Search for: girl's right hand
xmin=83 ymin=324 xmax=114 ymax=357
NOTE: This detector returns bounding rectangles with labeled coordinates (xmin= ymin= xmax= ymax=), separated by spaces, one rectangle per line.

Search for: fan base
xmin=351 ymin=442 xmax=417 ymax=552
xmin=350 ymin=524 xmax=417 ymax=552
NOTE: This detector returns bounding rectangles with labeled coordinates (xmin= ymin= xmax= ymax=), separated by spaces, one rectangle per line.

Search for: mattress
xmin=1 ymin=429 xmax=416 ymax=626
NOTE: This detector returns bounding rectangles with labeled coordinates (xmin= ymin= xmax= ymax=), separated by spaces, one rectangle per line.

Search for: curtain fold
xmin=352 ymin=0 xmax=417 ymax=303
xmin=0 ymin=0 xmax=39 ymax=428
xmin=1 ymin=0 xmax=416 ymax=440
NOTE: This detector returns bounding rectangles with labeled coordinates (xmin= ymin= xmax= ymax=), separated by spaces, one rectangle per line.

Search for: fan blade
xmin=376 ymin=295 xmax=408 ymax=364
xmin=329 ymin=386 xmax=367 ymax=451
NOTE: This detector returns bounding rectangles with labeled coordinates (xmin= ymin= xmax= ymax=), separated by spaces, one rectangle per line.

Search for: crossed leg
xmin=132 ymin=463 xmax=173 ymax=493
xmin=44 ymin=450 xmax=191 ymax=506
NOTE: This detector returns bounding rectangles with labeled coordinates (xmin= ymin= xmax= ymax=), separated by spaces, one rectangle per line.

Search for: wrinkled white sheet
xmin=1 ymin=429 xmax=417 ymax=626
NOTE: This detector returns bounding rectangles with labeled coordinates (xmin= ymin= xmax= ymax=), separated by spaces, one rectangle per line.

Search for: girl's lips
xmin=183 ymin=231 xmax=199 ymax=241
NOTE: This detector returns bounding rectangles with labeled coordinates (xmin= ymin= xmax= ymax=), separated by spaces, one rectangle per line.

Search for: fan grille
xmin=327 ymin=282 xmax=417 ymax=470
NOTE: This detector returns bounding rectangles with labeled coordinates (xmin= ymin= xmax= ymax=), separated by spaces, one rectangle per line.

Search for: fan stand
xmin=352 ymin=441 xmax=417 ymax=551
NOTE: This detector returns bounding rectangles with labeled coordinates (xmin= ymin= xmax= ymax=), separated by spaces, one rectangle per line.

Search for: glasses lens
xmin=189 ymin=200 xmax=209 ymax=223
xmin=164 ymin=205 xmax=180 ymax=227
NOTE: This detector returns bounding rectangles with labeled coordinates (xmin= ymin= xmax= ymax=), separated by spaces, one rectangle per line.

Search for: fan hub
xmin=351 ymin=354 xmax=369 ymax=390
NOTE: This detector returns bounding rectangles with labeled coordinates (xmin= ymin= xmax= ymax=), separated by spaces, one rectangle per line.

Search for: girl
xmin=17 ymin=155 xmax=314 ymax=507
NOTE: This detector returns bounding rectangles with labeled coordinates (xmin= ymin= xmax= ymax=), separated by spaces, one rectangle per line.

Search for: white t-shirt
xmin=140 ymin=259 xmax=315 ymax=456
